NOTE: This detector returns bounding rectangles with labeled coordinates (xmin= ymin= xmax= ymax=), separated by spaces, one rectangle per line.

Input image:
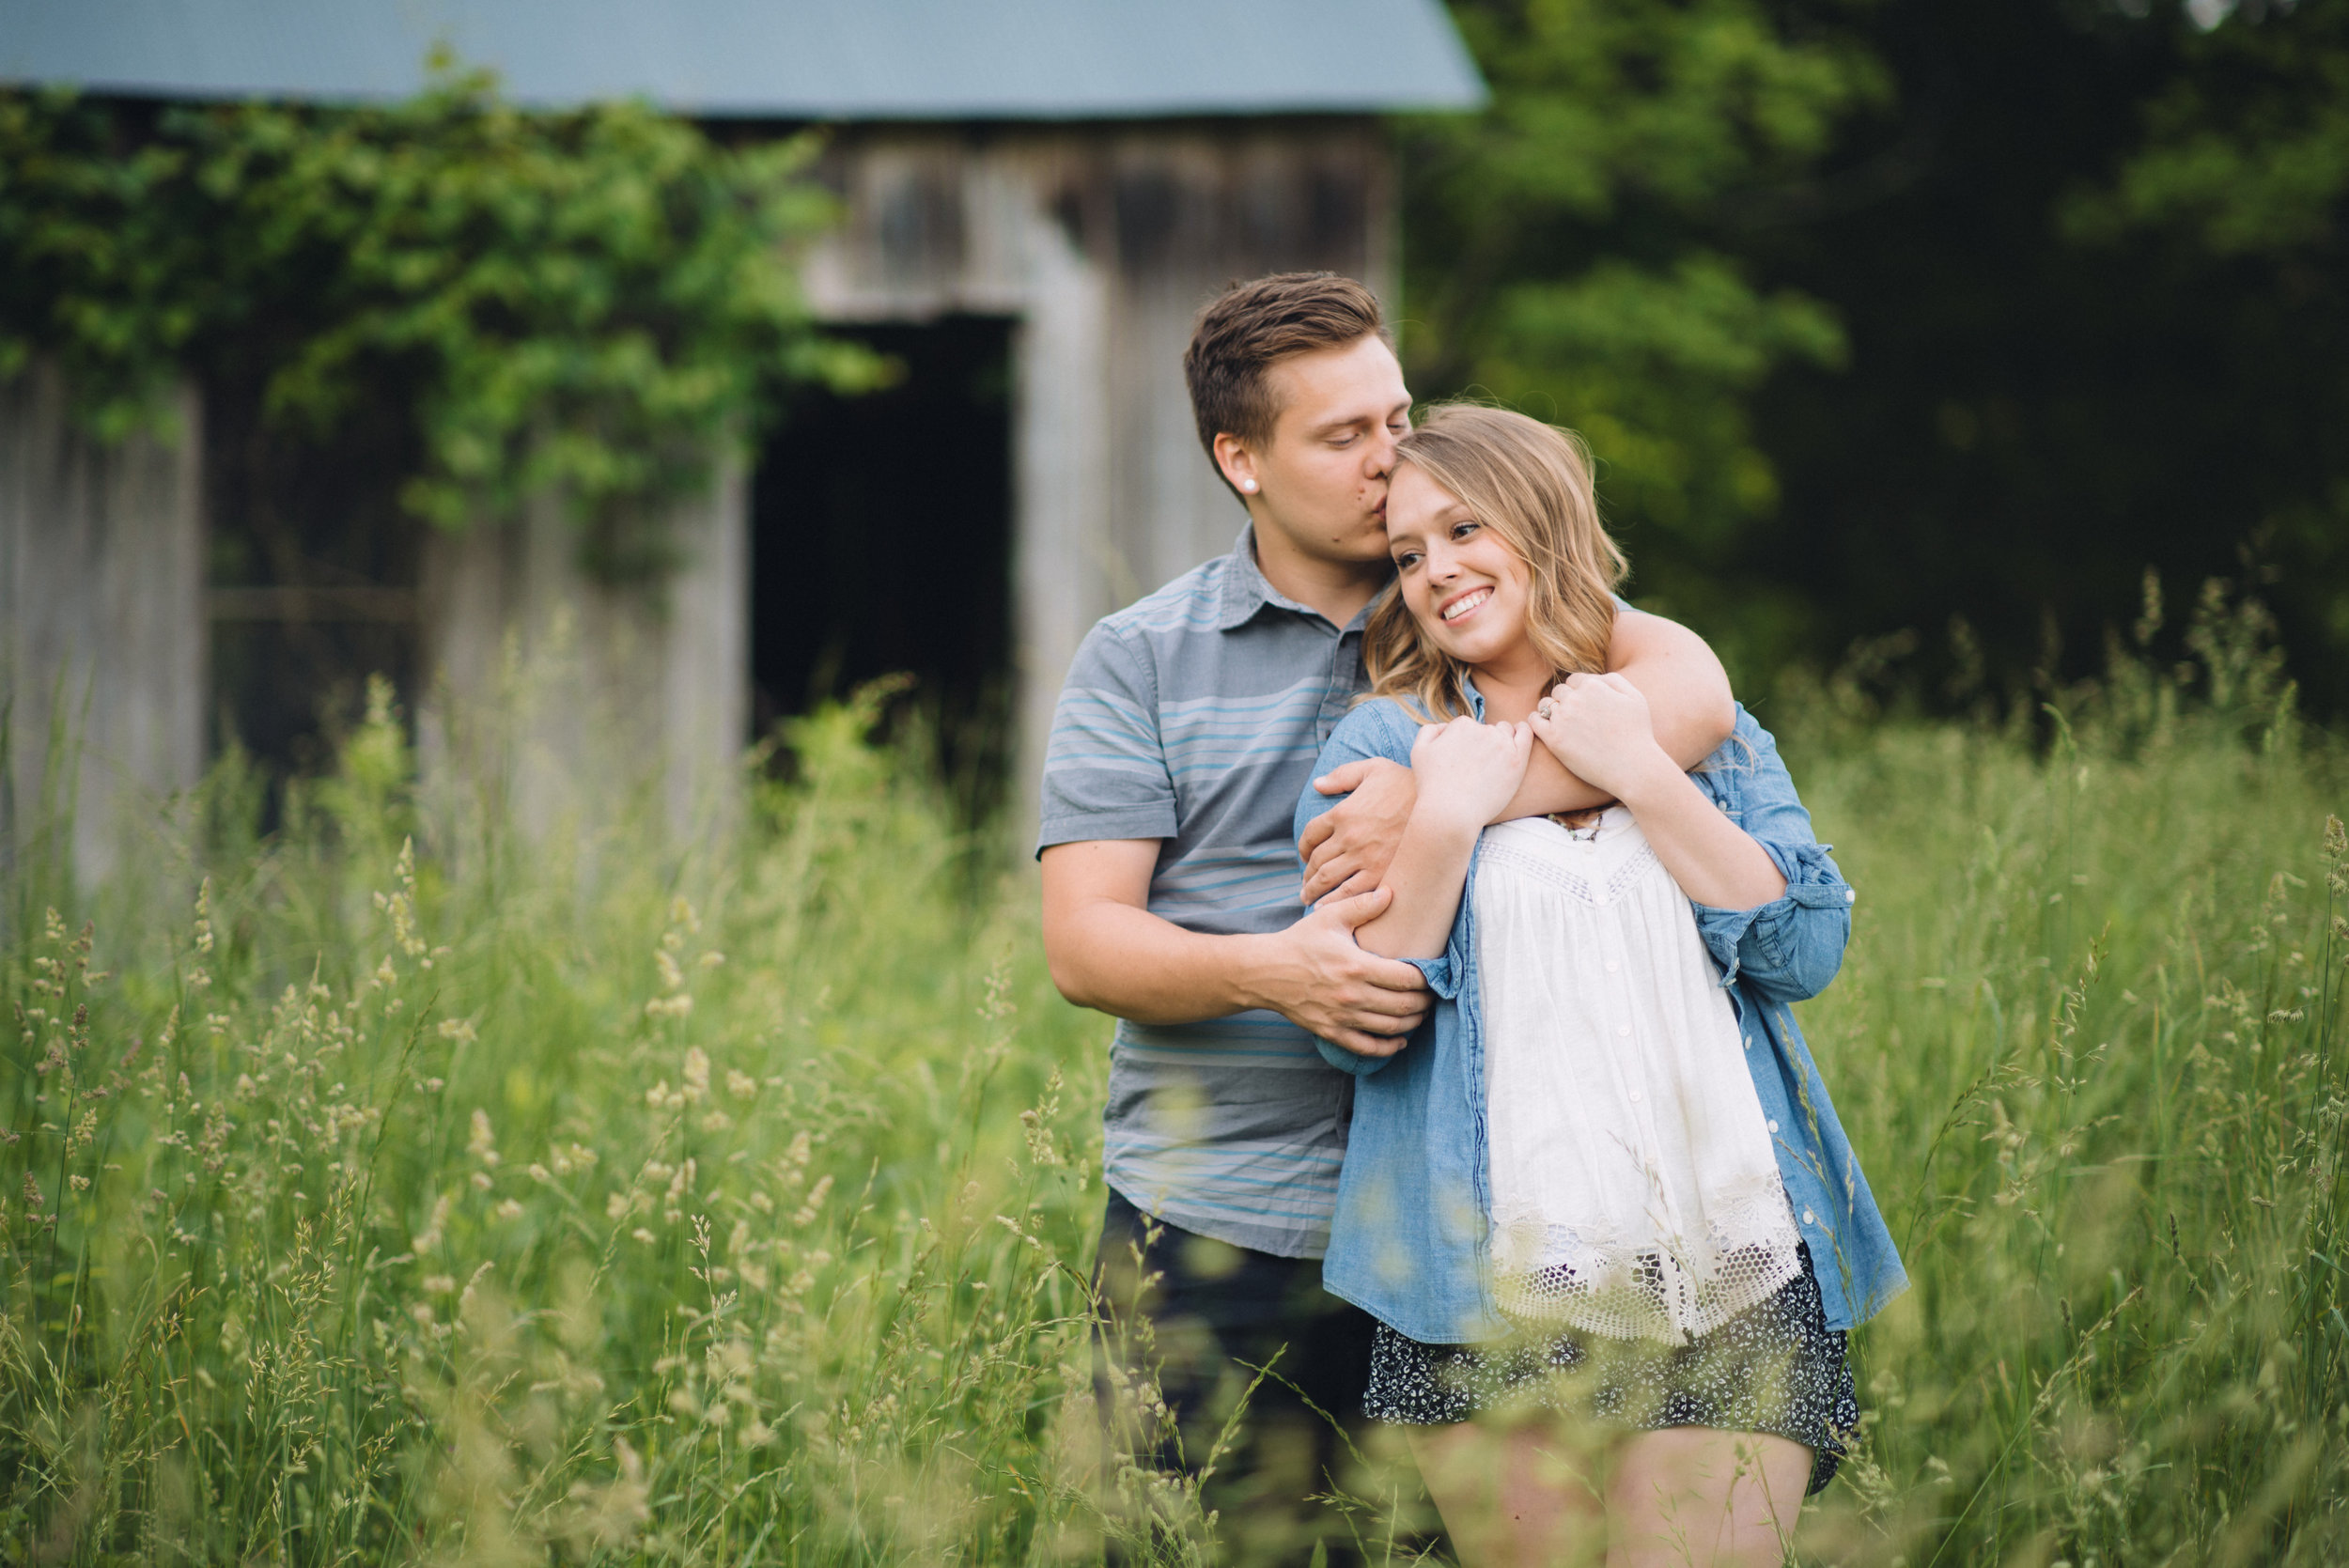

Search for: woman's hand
xmin=1408 ymin=716 xmax=1534 ymax=831
xmin=1528 ymin=673 xmax=1677 ymax=804
xmin=1354 ymin=718 xmax=1532 ymax=960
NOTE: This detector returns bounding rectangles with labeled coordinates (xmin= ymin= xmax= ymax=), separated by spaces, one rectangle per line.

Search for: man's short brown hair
xmin=1183 ymin=272 xmax=1388 ymax=476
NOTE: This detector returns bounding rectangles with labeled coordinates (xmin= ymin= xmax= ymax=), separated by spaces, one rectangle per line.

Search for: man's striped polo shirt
xmin=1037 ymin=526 xmax=1372 ymax=1260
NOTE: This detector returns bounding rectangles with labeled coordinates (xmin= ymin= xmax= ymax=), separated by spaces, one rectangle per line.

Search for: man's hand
xmin=1250 ymin=887 xmax=1432 ymax=1057
xmin=1041 ymin=839 xmax=1429 ymax=1056
xmin=1299 ymin=757 xmax=1417 ymax=906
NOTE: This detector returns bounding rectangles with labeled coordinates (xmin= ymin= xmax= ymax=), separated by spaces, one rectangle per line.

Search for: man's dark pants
xmin=1092 ymin=1188 xmax=1382 ymax=1566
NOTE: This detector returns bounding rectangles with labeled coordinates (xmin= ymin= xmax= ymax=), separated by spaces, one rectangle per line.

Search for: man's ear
xmin=1213 ymin=432 xmax=1261 ymax=497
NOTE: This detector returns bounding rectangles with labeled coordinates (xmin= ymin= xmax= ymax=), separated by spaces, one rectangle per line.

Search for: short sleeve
xmin=1035 ymin=623 xmax=1177 ymax=855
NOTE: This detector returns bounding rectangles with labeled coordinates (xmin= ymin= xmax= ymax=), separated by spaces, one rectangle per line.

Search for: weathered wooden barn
xmin=0 ymin=0 xmax=1484 ymax=877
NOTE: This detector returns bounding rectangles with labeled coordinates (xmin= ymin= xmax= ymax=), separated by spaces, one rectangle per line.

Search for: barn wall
xmin=0 ymin=364 xmax=205 ymax=890
xmin=415 ymin=458 xmax=748 ymax=842
xmin=799 ymin=118 xmax=1396 ymax=821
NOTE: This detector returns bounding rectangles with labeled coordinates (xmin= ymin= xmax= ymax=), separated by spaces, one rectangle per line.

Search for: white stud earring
xmin=1241 ymin=479 xmax=1256 ymax=492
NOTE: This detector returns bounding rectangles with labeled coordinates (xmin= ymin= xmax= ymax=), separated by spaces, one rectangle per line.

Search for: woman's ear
xmin=1213 ymin=432 xmax=1261 ymax=497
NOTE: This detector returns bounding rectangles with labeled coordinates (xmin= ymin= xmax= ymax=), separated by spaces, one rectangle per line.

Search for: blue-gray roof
xmin=0 ymin=0 xmax=1487 ymax=119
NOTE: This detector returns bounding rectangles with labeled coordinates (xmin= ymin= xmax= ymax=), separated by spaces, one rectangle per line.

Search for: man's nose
xmin=1366 ymin=424 xmax=1398 ymax=478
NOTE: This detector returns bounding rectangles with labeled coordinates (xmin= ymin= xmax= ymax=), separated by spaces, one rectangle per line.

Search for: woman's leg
xmin=1603 ymin=1428 xmax=1811 ymax=1568
xmin=1406 ymin=1416 xmax=1609 ymax=1568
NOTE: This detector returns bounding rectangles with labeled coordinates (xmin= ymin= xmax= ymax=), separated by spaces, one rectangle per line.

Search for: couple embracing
xmin=1039 ymin=273 xmax=1906 ymax=1567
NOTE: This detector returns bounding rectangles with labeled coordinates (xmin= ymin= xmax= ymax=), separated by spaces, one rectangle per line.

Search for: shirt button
xmin=1743 ymin=1035 xmax=1755 ymax=1049
xmin=1801 ymin=1209 xmax=1816 ymax=1225
xmin=1606 ymin=960 xmax=1619 ymax=973
xmin=1843 ymin=889 xmax=1856 ymax=903
xmin=1766 ymin=1119 xmax=1779 ymax=1133
xmin=1616 ymin=1024 xmax=1630 ymax=1037
xmin=1628 ymin=1089 xmax=1642 ymax=1104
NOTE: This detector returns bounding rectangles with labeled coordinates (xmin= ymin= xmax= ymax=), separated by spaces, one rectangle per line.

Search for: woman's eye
xmin=1394 ymin=552 xmax=1421 ymax=570
xmin=1452 ymin=520 xmax=1480 ymax=540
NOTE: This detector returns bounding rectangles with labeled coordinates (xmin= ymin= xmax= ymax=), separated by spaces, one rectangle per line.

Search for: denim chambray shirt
xmin=1295 ymin=695 xmax=1908 ymax=1345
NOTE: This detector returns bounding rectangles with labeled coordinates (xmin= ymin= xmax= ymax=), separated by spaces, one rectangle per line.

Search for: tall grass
xmin=2 ymin=591 xmax=2345 ymax=1565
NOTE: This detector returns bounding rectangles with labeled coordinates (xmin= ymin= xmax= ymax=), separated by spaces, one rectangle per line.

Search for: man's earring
xmin=1241 ymin=479 xmax=1257 ymax=492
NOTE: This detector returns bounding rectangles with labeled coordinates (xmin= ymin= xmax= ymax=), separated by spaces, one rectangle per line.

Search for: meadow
xmin=3 ymin=593 xmax=2344 ymax=1566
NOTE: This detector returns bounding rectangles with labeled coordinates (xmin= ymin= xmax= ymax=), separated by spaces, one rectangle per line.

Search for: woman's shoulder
xmin=1332 ymin=693 xmax=1423 ymax=756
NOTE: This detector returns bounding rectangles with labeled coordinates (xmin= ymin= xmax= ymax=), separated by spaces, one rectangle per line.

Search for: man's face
xmin=1228 ymin=334 xmax=1412 ymax=568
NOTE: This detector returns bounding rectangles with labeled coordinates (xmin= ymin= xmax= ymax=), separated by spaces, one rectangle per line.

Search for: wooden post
xmin=0 ymin=364 xmax=206 ymax=891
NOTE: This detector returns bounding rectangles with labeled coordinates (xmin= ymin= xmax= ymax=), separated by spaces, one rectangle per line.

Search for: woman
xmin=1295 ymin=405 xmax=1906 ymax=1566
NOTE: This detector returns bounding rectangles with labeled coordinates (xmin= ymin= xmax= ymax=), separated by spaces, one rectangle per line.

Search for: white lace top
xmin=1473 ymin=809 xmax=1805 ymax=1344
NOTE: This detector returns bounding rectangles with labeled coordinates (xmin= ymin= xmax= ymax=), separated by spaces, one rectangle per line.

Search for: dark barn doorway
xmin=751 ymin=315 xmax=1016 ymax=817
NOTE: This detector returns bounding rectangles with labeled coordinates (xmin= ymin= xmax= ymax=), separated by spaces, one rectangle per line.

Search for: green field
xmin=5 ymin=616 xmax=2346 ymax=1565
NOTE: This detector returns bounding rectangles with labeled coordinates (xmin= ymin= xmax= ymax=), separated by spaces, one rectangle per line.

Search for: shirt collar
xmin=1217 ymin=524 xmax=1379 ymax=634
xmin=1216 ymin=525 xmax=1283 ymax=630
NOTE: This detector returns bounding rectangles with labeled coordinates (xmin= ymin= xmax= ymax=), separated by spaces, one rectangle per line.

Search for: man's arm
xmin=1041 ymin=838 xmax=1432 ymax=1058
xmin=1298 ymin=607 xmax=1735 ymax=903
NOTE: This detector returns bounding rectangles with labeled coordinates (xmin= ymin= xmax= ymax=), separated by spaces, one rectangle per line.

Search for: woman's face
xmin=1386 ymin=462 xmax=1532 ymax=670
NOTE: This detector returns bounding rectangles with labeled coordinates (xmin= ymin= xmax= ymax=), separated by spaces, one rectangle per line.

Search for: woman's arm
xmin=1350 ymin=718 xmax=1533 ymax=959
xmin=1296 ymin=607 xmax=1733 ymax=904
xmin=1493 ymin=607 xmax=1735 ymax=822
xmin=1530 ymin=674 xmax=1785 ymax=909
xmin=1691 ymin=718 xmax=1854 ymax=1002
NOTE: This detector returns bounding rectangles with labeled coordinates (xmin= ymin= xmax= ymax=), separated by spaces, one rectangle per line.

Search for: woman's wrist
xmin=1407 ymin=794 xmax=1491 ymax=847
xmin=1603 ymin=743 xmax=1690 ymax=814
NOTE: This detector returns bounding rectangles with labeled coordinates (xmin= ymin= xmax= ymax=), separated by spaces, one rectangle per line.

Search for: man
xmin=1037 ymin=272 xmax=1734 ymax=1561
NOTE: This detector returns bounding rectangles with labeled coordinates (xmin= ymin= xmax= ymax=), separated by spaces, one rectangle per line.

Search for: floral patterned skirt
xmin=1363 ymin=1243 xmax=1859 ymax=1496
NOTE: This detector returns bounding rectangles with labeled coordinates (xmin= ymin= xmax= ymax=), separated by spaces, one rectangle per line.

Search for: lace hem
xmin=1489 ymin=1199 xmax=1805 ymax=1344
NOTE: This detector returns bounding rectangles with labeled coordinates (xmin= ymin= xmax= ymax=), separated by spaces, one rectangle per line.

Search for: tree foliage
xmin=2071 ymin=0 xmax=2349 ymax=258
xmin=0 ymin=68 xmax=872 ymax=581
xmin=1401 ymin=0 xmax=1886 ymax=582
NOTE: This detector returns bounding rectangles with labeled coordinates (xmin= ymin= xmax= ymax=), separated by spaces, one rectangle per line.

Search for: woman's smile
xmin=1439 ymin=585 xmax=1494 ymax=623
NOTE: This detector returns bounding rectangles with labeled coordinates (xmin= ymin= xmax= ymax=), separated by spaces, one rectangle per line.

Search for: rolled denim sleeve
xmin=1312 ymin=950 xmax=1455 ymax=1075
xmin=1689 ymin=711 xmax=1854 ymax=1002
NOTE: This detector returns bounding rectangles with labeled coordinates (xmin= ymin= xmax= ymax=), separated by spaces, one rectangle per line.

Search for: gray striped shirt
xmin=1037 ymin=527 xmax=1369 ymax=1259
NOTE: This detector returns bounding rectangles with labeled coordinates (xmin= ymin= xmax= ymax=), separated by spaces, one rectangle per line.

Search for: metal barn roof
xmin=0 ymin=0 xmax=1487 ymax=119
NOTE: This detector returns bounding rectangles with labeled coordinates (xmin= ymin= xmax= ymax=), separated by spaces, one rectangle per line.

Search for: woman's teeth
xmin=1441 ymin=588 xmax=1492 ymax=623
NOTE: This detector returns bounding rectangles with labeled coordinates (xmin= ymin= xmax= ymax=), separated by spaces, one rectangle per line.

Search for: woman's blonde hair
xmin=1365 ymin=404 xmax=1627 ymax=722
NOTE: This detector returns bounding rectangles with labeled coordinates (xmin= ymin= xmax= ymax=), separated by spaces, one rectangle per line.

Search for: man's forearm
xmin=1044 ymin=900 xmax=1269 ymax=1024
